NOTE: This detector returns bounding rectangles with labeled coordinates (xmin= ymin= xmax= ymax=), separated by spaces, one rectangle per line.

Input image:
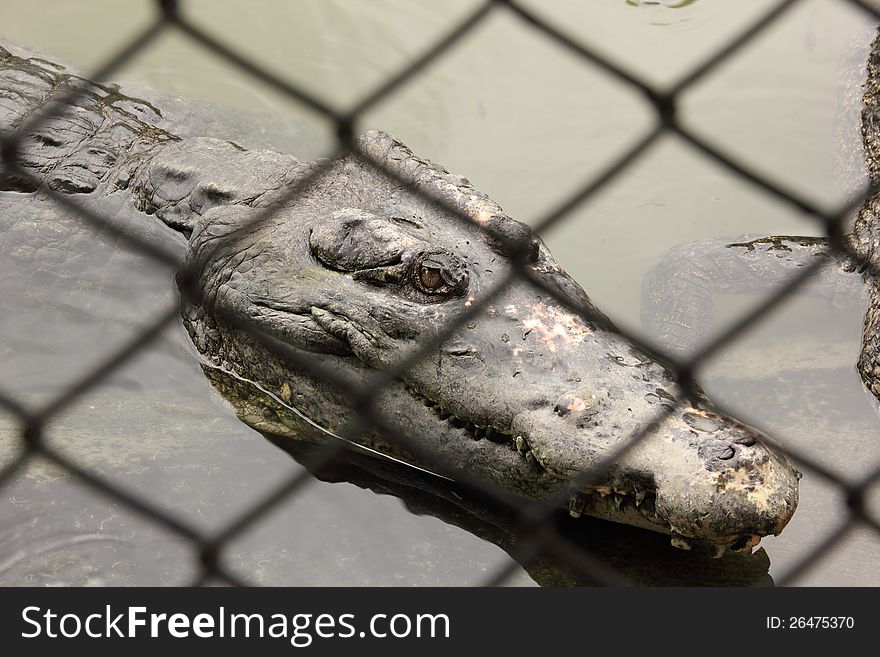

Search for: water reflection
xmin=268 ymin=437 xmax=772 ymax=587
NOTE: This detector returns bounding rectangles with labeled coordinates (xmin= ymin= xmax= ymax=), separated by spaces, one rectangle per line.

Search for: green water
xmin=0 ymin=0 xmax=878 ymax=585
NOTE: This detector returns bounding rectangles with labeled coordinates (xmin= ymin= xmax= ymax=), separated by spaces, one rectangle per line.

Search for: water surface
xmin=0 ymin=0 xmax=878 ymax=585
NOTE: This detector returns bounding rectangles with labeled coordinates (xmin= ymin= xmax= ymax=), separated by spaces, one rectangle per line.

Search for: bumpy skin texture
xmin=0 ymin=44 xmax=800 ymax=553
xmin=851 ymin=29 xmax=880 ymax=400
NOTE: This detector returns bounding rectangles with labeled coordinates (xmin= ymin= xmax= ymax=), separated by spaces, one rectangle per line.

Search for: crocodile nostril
xmin=735 ymin=435 xmax=757 ymax=446
xmin=718 ymin=446 xmax=735 ymax=460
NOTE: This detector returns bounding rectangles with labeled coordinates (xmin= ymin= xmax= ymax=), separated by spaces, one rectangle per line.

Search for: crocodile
xmin=0 ymin=42 xmax=799 ymax=556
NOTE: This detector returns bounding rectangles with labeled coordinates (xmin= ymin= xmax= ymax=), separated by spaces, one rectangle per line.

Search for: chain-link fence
xmin=1 ymin=0 xmax=879 ymax=587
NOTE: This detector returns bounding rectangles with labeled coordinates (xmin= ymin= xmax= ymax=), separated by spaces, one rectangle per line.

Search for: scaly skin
xmin=0 ymin=43 xmax=800 ymax=554
xmin=851 ymin=29 xmax=880 ymax=399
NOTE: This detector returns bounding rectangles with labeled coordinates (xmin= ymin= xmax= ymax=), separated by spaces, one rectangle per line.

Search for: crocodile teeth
xmin=670 ymin=531 xmax=693 ymax=551
xmin=637 ymin=494 xmax=656 ymax=518
xmin=569 ymin=495 xmax=585 ymax=518
xmin=525 ymin=451 xmax=542 ymax=472
xmin=515 ymin=435 xmax=528 ymax=455
xmin=635 ymin=491 xmax=647 ymax=507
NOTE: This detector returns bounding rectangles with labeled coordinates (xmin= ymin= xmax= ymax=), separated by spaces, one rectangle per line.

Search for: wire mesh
xmin=0 ymin=0 xmax=879 ymax=587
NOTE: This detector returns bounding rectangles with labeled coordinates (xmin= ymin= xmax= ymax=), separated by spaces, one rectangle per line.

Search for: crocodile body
xmin=0 ymin=43 xmax=800 ymax=554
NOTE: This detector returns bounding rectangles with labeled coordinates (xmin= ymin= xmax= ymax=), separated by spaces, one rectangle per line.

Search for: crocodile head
xmin=181 ymin=131 xmax=799 ymax=554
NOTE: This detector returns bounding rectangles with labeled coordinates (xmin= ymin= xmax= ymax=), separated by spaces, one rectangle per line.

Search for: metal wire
xmin=1 ymin=0 xmax=878 ymax=587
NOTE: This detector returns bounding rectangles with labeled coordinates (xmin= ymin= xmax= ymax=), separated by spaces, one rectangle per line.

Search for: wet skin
xmin=0 ymin=43 xmax=800 ymax=554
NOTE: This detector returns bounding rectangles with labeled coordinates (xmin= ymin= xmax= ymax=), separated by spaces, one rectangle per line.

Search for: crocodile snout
xmin=514 ymin=400 xmax=799 ymax=553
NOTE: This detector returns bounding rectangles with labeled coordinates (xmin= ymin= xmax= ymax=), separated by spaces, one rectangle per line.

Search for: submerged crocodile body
xmin=643 ymin=27 xmax=880 ymax=402
xmin=0 ymin=43 xmax=800 ymax=555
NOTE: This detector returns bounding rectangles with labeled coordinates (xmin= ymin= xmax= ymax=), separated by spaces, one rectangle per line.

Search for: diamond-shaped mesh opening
xmin=0 ymin=0 xmax=879 ymax=587
xmin=787 ymin=523 xmax=880 ymax=585
xmin=767 ymin=476 xmax=876 ymax=585
xmin=0 ymin=199 xmax=181 ymax=396
xmin=183 ymin=0 xmax=485 ymax=111
xmin=517 ymin=0 xmax=779 ymax=88
xmin=700 ymin=290 xmax=872 ymax=474
xmin=37 ymin=339 xmax=308 ymax=535
xmin=0 ymin=455 xmax=198 ymax=586
xmin=542 ymin=135 xmax=829 ymax=336
xmin=112 ymin=26 xmax=338 ymax=158
xmin=0 ymin=0 xmax=158 ymax=69
xmin=360 ymin=6 xmax=654 ymax=221
xmin=680 ymin=0 xmax=871 ymax=209
xmin=220 ymin=470 xmax=523 ymax=586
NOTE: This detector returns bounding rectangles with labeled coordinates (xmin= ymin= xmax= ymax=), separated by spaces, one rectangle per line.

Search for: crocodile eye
xmin=411 ymin=251 xmax=469 ymax=299
xmin=419 ymin=265 xmax=443 ymax=290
